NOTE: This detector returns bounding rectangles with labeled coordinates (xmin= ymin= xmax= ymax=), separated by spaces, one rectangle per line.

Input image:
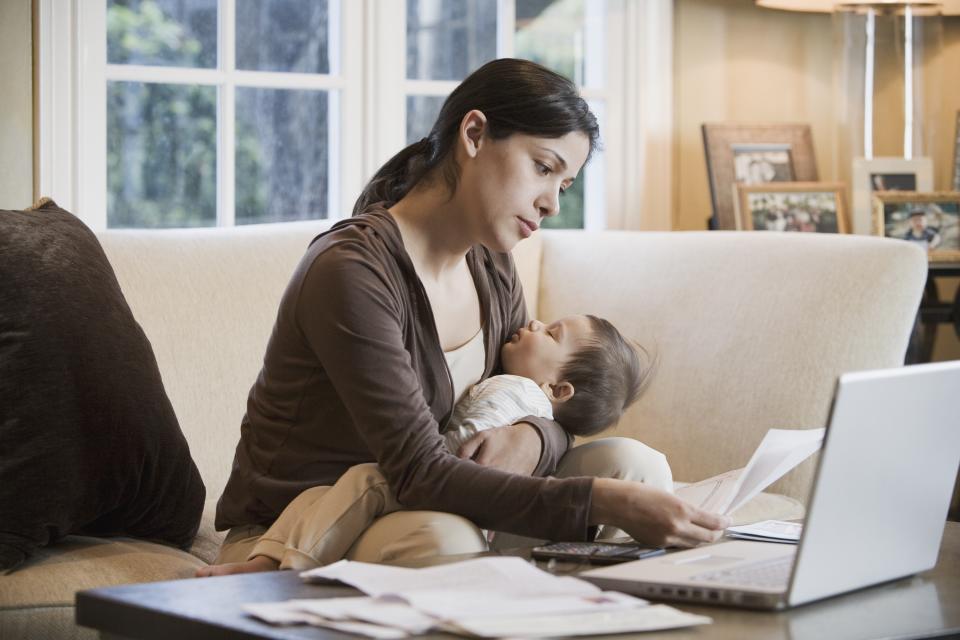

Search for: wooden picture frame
xmin=702 ymin=123 xmax=818 ymax=230
xmin=734 ymin=182 xmax=848 ymax=233
xmin=872 ymin=191 xmax=960 ymax=263
xmin=851 ymin=157 xmax=933 ymax=236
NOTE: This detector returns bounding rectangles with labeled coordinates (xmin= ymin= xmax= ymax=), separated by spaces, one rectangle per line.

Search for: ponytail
xmin=352 ymin=137 xmax=439 ymax=216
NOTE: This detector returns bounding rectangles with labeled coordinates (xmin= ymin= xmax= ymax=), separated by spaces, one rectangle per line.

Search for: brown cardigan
xmin=215 ymin=208 xmax=593 ymax=541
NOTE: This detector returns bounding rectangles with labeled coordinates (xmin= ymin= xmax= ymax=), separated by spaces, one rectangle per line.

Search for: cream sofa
xmin=0 ymin=222 xmax=927 ymax=639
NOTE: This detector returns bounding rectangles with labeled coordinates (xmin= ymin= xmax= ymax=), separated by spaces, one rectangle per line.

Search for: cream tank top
xmin=443 ymin=328 xmax=486 ymax=407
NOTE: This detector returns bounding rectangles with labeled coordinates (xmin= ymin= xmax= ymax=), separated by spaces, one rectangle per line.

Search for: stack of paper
xmin=675 ymin=428 xmax=825 ymax=516
xmin=243 ymin=557 xmax=711 ymax=638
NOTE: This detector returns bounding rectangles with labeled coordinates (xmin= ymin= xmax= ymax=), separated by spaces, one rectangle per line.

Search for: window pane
xmin=516 ymin=0 xmax=597 ymax=86
xmin=235 ymin=88 xmax=329 ymax=224
xmin=406 ymin=0 xmax=497 ymax=80
xmin=107 ymin=0 xmax=217 ymax=68
xmin=406 ymin=95 xmax=446 ymax=145
xmin=107 ymin=81 xmax=217 ymax=228
xmin=236 ymin=0 xmax=330 ymax=74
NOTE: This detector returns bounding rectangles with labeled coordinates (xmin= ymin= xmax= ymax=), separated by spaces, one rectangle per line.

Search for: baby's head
xmin=501 ymin=315 xmax=652 ymax=437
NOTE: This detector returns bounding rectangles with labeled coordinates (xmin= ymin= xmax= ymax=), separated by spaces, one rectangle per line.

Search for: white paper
xmin=245 ymin=600 xmax=413 ymax=639
xmin=301 ymin=556 xmax=601 ymax=600
xmin=727 ymin=428 xmax=824 ymax=513
xmin=290 ymin=597 xmax=436 ymax=634
xmin=401 ymin=589 xmax=646 ymax=620
xmin=267 ymin=557 xmax=711 ymax=638
xmin=448 ymin=604 xmax=712 ymax=638
xmin=243 ymin=601 xmax=326 ymax=626
xmin=674 ymin=468 xmax=744 ymax=514
xmin=727 ymin=519 xmax=802 ymax=542
xmin=675 ymin=428 xmax=824 ymax=515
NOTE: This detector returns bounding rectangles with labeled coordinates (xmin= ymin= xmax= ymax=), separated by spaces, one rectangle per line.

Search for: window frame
xmin=37 ymin=0 xmax=672 ymax=231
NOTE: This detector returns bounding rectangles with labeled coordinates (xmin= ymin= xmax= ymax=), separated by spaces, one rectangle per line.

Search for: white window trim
xmin=37 ymin=0 xmax=672 ymax=231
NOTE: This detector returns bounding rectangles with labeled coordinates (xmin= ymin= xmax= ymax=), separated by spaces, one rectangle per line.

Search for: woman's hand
xmin=591 ymin=477 xmax=730 ymax=548
xmin=457 ymin=422 xmax=541 ymax=475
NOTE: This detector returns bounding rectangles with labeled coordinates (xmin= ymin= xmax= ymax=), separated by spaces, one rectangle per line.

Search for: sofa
xmin=0 ymin=221 xmax=927 ymax=639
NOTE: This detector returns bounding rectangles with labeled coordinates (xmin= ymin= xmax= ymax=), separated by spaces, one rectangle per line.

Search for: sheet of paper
xmin=674 ymin=468 xmax=744 ymax=514
xmin=301 ymin=556 xmax=601 ymax=600
xmin=727 ymin=519 xmax=802 ymax=542
xmin=243 ymin=601 xmax=327 ymax=626
xmin=245 ymin=600 xmax=413 ymax=639
xmin=727 ymin=428 xmax=824 ymax=514
xmin=401 ymin=589 xmax=646 ymax=620
xmin=447 ymin=604 xmax=711 ymax=638
xmin=675 ymin=428 xmax=824 ymax=515
xmin=290 ymin=597 xmax=436 ymax=634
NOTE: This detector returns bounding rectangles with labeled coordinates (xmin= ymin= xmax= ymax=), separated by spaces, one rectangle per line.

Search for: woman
xmin=207 ymin=58 xmax=727 ymax=573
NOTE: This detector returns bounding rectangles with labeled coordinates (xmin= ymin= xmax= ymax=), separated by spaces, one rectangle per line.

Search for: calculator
xmin=531 ymin=541 xmax=666 ymax=565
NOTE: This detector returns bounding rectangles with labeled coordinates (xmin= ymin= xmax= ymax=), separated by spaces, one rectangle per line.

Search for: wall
xmin=0 ymin=0 xmax=34 ymax=209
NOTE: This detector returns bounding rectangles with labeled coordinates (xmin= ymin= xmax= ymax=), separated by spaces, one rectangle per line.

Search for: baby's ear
xmin=541 ymin=381 xmax=575 ymax=403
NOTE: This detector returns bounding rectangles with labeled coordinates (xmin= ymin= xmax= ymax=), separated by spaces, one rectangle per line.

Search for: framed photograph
xmin=702 ymin=123 xmax=818 ymax=230
xmin=872 ymin=192 xmax=960 ymax=262
xmin=953 ymin=111 xmax=960 ymax=191
xmin=852 ymin=157 xmax=933 ymax=236
xmin=734 ymin=182 xmax=848 ymax=233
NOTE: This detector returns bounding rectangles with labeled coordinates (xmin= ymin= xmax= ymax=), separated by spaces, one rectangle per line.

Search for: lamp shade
xmin=756 ymin=0 xmax=960 ymax=14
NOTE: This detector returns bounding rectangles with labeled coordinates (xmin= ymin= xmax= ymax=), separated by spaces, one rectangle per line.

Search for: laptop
xmin=581 ymin=360 xmax=960 ymax=610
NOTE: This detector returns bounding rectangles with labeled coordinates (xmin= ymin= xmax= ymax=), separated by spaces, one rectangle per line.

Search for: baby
xmin=199 ymin=314 xmax=654 ymax=576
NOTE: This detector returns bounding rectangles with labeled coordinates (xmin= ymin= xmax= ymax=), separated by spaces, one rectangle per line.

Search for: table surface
xmin=77 ymin=522 xmax=960 ymax=640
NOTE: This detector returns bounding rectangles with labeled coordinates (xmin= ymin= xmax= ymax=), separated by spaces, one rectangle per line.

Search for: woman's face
xmin=458 ymin=125 xmax=591 ymax=253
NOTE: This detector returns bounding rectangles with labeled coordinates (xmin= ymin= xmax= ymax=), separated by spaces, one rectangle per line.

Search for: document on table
xmin=675 ymin=428 xmax=825 ymax=515
xmin=726 ymin=519 xmax=803 ymax=543
xmin=244 ymin=556 xmax=711 ymax=637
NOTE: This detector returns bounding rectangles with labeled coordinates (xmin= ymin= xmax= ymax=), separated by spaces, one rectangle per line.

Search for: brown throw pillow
xmin=0 ymin=199 xmax=205 ymax=572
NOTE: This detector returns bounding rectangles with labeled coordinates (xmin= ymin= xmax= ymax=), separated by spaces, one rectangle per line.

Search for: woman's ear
xmin=541 ymin=381 xmax=575 ymax=403
xmin=459 ymin=109 xmax=487 ymax=158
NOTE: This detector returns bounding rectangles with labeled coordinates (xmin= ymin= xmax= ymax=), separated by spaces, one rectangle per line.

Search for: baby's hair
xmin=553 ymin=316 xmax=655 ymax=437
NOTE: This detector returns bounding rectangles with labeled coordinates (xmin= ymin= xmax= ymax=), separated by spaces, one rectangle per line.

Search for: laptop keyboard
xmin=690 ymin=555 xmax=792 ymax=589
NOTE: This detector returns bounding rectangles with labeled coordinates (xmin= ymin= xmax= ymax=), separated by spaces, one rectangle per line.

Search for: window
xmin=37 ymin=0 xmax=673 ymax=231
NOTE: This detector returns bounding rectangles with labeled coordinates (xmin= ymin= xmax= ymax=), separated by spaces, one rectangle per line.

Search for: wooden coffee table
xmin=77 ymin=522 xmax=960 ymax=640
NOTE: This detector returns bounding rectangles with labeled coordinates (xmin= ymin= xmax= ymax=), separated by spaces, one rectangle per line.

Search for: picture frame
xmin=852 ymin=157 xmax=933 ymax=235
xmin=953 ymin=111 xmax=960 ymax=191
xmin=872 ymin=191 xmax=960 ymax=263
xmin=702 ymin=123 xmax=818 ymax=230
xmin=734 ymin=182 xmax=849 ymax=233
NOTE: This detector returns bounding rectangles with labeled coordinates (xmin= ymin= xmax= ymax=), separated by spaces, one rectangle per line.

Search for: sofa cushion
xmin=0 ymin=199 xmax=205 ymax=572
xmin=0 ymin=536 xmax=204 ymax=608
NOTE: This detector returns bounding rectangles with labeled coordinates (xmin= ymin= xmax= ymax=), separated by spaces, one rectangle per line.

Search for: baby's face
xmin=501 ymin=315 xmax=593 ymax=386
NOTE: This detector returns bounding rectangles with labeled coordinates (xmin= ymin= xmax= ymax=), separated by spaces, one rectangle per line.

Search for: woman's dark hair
xmin=553 ymin=316 xmax=656 ymax=438
xmin=353 ymin=58 xmax=601 ymax=215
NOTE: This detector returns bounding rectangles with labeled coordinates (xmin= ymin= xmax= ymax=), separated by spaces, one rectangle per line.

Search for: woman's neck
xmin=388 ymin=185 xmax=474 ymax=281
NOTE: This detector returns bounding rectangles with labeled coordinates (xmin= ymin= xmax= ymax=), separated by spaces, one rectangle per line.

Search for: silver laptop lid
xmin=788 ymin=361 xmax=960 ymax=607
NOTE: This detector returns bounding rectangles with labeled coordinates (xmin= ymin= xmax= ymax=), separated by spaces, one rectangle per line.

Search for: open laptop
xmin=581 ymin=360 xmax=960 ymax=610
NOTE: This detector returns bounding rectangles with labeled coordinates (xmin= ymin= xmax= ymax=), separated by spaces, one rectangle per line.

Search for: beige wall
xmin=0 ymin=0 xmax=34 ymax=209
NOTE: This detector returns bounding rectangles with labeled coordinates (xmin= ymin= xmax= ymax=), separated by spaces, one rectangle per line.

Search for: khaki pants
xmin=214 ymin=437 xmax=672 ymax=569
